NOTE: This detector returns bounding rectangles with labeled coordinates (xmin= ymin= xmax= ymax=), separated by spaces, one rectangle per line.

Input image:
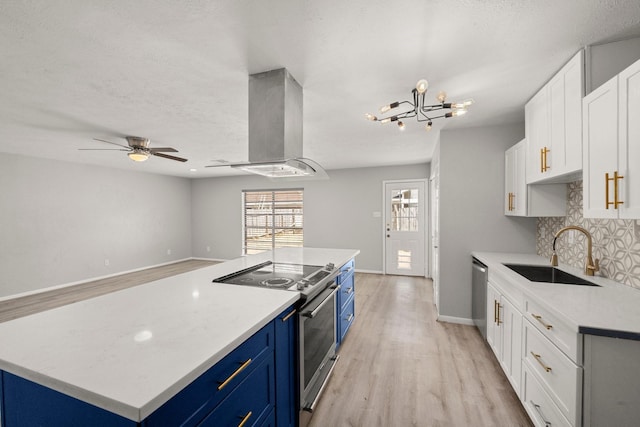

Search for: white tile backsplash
xmin=537 ymin=180 xmax=640 ymax=289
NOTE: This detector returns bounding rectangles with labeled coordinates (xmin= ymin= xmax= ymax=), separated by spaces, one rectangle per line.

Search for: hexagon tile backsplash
xmin=537 ymin=180 xmax=640 ymax=290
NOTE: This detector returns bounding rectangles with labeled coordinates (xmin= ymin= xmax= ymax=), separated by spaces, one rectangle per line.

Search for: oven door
xmin=299 ymin=282 xmax=339 ymax=416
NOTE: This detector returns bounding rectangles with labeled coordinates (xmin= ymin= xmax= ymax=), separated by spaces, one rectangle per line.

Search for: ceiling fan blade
xmin=152 ymin=152 xmax=188 ymax=162
xmin=78 ymin=148 xmax=130 ymax=151
xmin=149 ymin=147 xmax=178 ymax=153
xmin=93 ymin=138 xmax=131 ymax=149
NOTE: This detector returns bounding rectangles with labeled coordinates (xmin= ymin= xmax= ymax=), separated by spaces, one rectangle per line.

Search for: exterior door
xmin=384 ymin=181 xmax=426 ymax=276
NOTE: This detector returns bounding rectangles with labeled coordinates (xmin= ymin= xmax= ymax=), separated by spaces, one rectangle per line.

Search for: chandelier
xmin=365 ymin=79 xmax=473 ymax=131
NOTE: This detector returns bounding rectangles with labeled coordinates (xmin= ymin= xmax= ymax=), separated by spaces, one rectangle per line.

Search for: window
xmin=243 ymin=189 xmax=304 ymax=255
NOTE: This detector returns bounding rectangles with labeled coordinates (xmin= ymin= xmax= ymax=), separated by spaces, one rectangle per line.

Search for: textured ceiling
xmin=1 ymin=0 xmax=639 ymax=178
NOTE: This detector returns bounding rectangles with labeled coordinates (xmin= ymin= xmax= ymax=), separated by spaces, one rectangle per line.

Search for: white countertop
xmin=472 ymin=252 xmax=640 ymax=340
xmin=0 ymin=247 xmax=359 ymax=421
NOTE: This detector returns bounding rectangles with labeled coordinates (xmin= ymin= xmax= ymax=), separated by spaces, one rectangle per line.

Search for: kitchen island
xmin=0 ymin=247 xmax=359 ymax=426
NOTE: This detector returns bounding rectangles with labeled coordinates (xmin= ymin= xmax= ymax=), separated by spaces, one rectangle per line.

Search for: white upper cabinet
xmin=526 ymin=50 xmax=585 ymax=184
xmin=583 ymin=58 xmax=640 ymax=219
xmin=505 ymin=139 xmax=566 ymax=217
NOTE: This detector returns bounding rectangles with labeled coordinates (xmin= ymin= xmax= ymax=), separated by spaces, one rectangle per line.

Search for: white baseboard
xmin=355 ymin=269 xmax=383 ymax=274
xmin=191 ymin=257 xmax=227 ymax=262
xmin=436 ymin=315 xmax=475 ymax=326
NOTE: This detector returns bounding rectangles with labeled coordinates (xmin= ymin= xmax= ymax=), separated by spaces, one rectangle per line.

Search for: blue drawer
xmin=197 ymin=355 xmax=275 ymax=427
xmin=338 ymin=272 xmax=355 ymax=313
xmin=145 ymin=322 xmax=274 ymax=426
xmin=336 ymin=259 xmax=355 ymax=285
xmin=339 ymin=295 xmax=355 ymax=344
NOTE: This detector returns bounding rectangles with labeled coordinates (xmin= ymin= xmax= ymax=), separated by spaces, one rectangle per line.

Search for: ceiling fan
xmin=79 ymin=136 xmax=188 ymax=163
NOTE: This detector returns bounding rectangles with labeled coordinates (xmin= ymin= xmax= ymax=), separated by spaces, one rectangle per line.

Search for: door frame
xmin=382 ymin=179 xmax=429 ymax=277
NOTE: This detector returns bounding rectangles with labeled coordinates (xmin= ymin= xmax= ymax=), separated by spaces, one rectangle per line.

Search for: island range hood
xmin=226 ymin=68 xmax=328 ymax=179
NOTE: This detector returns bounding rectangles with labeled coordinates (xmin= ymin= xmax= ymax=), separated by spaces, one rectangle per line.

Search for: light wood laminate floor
xmin=0 ymin=259 xmax=218 ymax=323
xmin=309 ymin=273 xmax=533 ymax=427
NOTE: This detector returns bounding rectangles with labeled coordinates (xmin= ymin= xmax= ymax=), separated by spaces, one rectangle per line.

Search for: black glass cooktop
xmin=214 ymin=261 xmax=323 ymax=289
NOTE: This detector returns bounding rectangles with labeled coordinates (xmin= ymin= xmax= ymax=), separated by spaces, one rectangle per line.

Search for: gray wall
xmin=0 ymin=153 xmax=192 ymax=298
xmin=191 ymin=164 xmax=430 ymax=272
xmin=587 ymin=37 xmax=640 ymax=93
xmin=437 ymin=123 xmax=537 ymax=320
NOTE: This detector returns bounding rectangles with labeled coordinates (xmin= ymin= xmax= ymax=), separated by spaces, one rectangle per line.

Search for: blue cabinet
xmin=0 ymin=371 xmax=135 ymax=427
xmin=274 ymin=306 xmax=297 ymax=427
xmin=0 ymin=304 xmax=296 ymax=427
xmin=336 ymin=259 xmax=355 ymax=349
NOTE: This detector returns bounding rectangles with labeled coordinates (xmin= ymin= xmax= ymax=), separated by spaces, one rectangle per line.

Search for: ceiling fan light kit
xmin=366 ymin=79 xmax=473 ymax=131
xmin=80 ymin=136 xmax=188 ymax=163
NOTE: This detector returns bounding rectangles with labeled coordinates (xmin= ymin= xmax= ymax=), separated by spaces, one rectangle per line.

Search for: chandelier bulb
xmin=365 ymin=113 xmax=377 ymax=121
xmin=379 ymin=101 xmax=400 ymax=114
xmin=425 ymin=121 xmax=433 ymax=131
xmin=437 ymin=91 xmax=447 ymax=103
xmin=380 ymin=117 xmax=392 ymax=124
xmin=397 ymin=121 xmax=405 ymax=131
xmin=416 ymin=79 xmax=429 ymax=94
xmin=452 ymin=99 xmax=474 ymax=109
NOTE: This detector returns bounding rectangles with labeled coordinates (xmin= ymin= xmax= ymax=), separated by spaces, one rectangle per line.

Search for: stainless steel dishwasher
xmin=471 ymin=257 xmax=488 ymax=339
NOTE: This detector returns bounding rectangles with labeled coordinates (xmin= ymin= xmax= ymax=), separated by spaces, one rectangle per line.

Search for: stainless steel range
xmin=213 ymin=261 xmax=337 ymax=302
xmin=213 ymin=261 xmax=340 ymax=427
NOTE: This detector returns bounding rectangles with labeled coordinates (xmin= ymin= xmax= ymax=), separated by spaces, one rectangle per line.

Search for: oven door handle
xmin=301 ymin=284 xmax=340 ymax=318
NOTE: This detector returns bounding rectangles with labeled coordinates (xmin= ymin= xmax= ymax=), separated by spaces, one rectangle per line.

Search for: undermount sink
xmin=503 ymin=264 xmax=600 ymax=287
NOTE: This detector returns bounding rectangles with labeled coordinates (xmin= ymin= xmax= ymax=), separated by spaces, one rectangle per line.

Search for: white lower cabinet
xmin=522 ymin=364 xmax=572 ymax=427
xmin=486 ymin=277 xmax=581 ymax=426
xmin=486 ymin=282 xmax=523 ymax=397
xmin=523 ymin=321 xmax=582 ymax=426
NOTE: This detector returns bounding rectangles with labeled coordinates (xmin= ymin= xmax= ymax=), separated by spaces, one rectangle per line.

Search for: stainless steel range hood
xmin=229 ymin=68 xmax=328 ymax=179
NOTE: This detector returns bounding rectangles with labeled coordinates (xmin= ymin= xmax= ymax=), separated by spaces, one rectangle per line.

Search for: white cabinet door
xmin=501 ymin=296 xmax=523 ymax=397
xmin=618 ymin=58 xmax=640 ymax=219
xmin=526 ymin=89 xmax=549 ymax=184
xmin=527 ymin=50 xmax=584 ymax=184
xmin=513 ymin=141 xmax=528 ymax=216
xmin=563 ymin=51 xmax=584 ymax=174
xmin=505 ymin=144 xmax=517 ymax=215
xmin=486 ymin=283 xmax=501 ymax=359
xmin=487 ymin=282 xmax=523 ymax=399
xmin=583 ymin=76 xmax=619 ymax=218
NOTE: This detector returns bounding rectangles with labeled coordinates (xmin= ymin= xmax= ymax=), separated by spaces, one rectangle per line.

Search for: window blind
xmin=243 ymin=189 xmax=304 ymax=255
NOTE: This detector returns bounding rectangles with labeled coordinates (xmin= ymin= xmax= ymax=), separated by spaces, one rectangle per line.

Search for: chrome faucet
xmin=550 ymin=226 xmax=600 ymax=276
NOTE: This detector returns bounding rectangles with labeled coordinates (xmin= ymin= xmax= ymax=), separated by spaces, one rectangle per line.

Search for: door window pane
xmin=391 ymin=188 xmax=419 ymax=231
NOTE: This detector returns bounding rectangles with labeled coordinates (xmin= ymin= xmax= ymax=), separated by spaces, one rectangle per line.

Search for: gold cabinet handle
xmin=217 ymin=359 xmax=252 ymax=390
xmin=346 ymin=313 xmax=354 ymax=322
xmin=614 ymin=171 xmax=624 ymax=208
xmin=606 ymin=171 xmax=625 ymax=209
xmin=540 ymin=148 xmax=544 ymax=173
xmin=238 ymin=411 xmax=253 ymax=427
xmin=281 ymin=309 xmax=297 ymax=322
xmin=531 ymin=351 xmax=552 ymax=372
xmin=507 ymin=192 xmax=514 ymax=211
xmin=346 ymin=287 xmax=354 ymax=294
xmin=511 ymin=193 xmax=515 ymax=211
xmin=531 ymin=313 xmax=553 ymax=330
xmin=494 ymin=300 xmax=498 ymax=323
xmin=542 ymin=147 xmax=550 ymax=172
xmin=496 ymin=303 xmax=502 ymax=325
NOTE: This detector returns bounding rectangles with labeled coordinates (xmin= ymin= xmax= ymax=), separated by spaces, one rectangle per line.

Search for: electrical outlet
xmin=568 ymin=230 xmax=575 ymax=244
xmin=540 ymin=228 xmax=546 ymax=239
xmin=206 ymin=246 xmax=211 ymax=252
xmin=104 ymin=259 xmax=110 ymax=267
xmin=167 ymin=249 xmax=171 ymax=255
